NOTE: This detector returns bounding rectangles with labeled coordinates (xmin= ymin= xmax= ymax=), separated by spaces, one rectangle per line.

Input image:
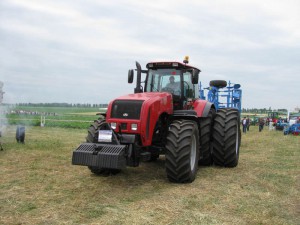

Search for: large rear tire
xmin=198 ymin=108 xmax=215 ymax=166
xmin=165 ymin=120 xmax=199 ymax=183
xmin=86 ymin=119 xmax=121 ymax=175
xmin=212 ymin=108 xmax=241 ymax=167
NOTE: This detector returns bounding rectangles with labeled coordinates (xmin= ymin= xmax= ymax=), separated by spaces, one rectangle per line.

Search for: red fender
xmin=193 ymin=100 xmax=212 ymax=117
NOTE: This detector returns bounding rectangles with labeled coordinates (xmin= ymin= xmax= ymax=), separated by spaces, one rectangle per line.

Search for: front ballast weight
xmin=72 ymin=143 xmax=127 ymax=170
xmin=72 ymin=120 xmax=139 ymax=172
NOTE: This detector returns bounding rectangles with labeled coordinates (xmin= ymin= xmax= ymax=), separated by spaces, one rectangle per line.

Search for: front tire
xmin=212 ymin=108 xmax=241 ymax=167
xmin=165 ymin=120 xmax=199 ymax=183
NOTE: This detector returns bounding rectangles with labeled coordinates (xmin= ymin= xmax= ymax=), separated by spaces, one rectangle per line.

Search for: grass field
xmin=0 ymin=125 xmax=299 ymax=225
xmin=1 ymin=106 xmax=104 ymax=129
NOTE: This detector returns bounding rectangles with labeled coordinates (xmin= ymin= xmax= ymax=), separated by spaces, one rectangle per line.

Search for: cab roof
xmin=146 ymin=61 xmax=201 ymax=72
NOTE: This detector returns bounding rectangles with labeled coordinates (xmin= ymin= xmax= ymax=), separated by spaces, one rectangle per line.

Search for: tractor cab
xmin=128 ymin=57 xmax=200 ymax=110
xmin=268 ymin=111 xmax=279 ymax=123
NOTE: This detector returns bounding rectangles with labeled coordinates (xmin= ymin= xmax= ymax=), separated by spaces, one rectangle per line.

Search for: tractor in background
xmin=287 ymin=113 xmax=300 ymax=126
xmin=283 ymin=113 xmax=300 ymax=135
xmin=199 ymin=80 xmax=242 ymax=113
xmin=267 ymin=111 xmax=288 ymax=130
xmin=72 ymin=57 xmax=241 ymax=183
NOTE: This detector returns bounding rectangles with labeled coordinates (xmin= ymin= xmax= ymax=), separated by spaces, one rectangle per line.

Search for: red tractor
xmin=72 ymin=57 xmax=241 ymax=183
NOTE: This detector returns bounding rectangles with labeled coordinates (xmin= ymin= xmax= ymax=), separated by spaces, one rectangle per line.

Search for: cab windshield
xmin=145 ymin=68 xmax=198 ymax=99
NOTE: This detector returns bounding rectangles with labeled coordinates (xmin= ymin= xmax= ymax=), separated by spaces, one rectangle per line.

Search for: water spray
xmin=0 ymin=81 xmax=4 ymax=150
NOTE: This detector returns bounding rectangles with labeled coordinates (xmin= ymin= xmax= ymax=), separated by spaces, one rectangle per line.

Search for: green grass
xmin=1 ymin=106 xmax=104 ymax=128
xmin=0 ymin=126 xmax=299 ymax=225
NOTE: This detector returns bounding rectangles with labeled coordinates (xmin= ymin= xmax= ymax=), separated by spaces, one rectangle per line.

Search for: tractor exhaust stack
xmin=134 ymin=61 xmax=143 ymax=93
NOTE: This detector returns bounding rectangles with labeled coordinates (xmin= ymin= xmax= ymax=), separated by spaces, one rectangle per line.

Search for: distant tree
xmin=278 ymin=109 xmax=287 ymax=112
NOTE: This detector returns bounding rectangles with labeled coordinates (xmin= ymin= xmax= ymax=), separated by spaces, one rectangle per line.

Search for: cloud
xmin=0 ymin=0 xmax=299 ymax=110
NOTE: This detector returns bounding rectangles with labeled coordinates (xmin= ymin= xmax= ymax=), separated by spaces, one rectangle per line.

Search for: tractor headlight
xmin=131 ymin=123 xmax=138 ymax=131
xmin=110 ymin=122 xmax=117 ymax=129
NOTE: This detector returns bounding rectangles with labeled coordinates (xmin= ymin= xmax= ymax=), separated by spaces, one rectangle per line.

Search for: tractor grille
xmin=111 ymin=100 xmax=144 ymax=119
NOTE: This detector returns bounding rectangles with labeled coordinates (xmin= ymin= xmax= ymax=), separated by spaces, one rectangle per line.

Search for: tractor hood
xmin=113 ymin=92 xmax=172 ymax=102
xmin=106 ymin=92 xmax=173 ymax=122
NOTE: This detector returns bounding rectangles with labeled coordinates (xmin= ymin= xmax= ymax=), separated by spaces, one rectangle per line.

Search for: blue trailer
xmin=199 ymin=80 xmax=242 ymax=112
xmin=283 ymin=123 xmax=300 ymax=135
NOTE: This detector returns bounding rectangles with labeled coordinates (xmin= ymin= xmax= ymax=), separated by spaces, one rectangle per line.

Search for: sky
xmin=0 ymin=0 xmax=299 ymax=111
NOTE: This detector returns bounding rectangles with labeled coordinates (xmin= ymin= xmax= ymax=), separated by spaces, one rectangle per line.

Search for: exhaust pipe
xmin=134 ymin=61 xmax=143 ymax=93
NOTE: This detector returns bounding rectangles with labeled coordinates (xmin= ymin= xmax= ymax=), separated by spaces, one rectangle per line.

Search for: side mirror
xmin=191 ymin=69 xmax=199 ymax=84
xmin=128 ymin=69 xmax=134 ymax=83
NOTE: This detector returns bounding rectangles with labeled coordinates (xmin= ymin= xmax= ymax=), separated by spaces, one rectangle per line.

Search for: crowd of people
xmin=241 ymin=116 xmax=250 ymax=133
xmin=241 ymin=116 xmax=266 ymax=133
xmin=241 ymin=116 xmax=300 ymax=134
xmin=241 ymin=116 xmax=275 ymax=133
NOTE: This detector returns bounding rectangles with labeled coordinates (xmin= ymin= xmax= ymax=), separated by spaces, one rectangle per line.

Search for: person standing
xmin=259 ymin=118 xmax=265 ymax=132
xmin=242 ymin=117 xmax=247 ymax=133
xmin=246 ymin=116 xmax=250 ymax=131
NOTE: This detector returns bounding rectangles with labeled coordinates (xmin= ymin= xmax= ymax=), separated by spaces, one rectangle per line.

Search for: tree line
xmin=3 ymin=103 xmax=294 ymax=113
xmin=15 ymin=103 xmax=108 ymax=108
xmin=242 ymin=108 xmax=288 ymax=114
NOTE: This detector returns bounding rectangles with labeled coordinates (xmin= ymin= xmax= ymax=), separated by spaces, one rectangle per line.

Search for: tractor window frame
xmin=145 ymin=69 xmax=181 ymax=93
xmin=145 ymin=68 xmax=199 ymax=100
xmin=182 ymin=70 xmax=198 ymax=99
